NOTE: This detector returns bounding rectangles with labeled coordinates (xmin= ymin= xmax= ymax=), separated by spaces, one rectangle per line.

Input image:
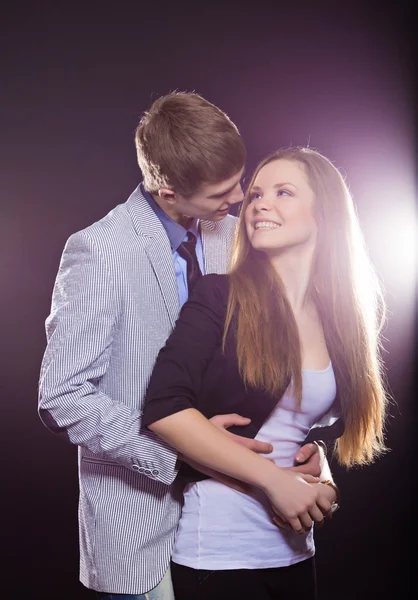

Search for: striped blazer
xmin=38 ymin=185 xmax=238 ymax=594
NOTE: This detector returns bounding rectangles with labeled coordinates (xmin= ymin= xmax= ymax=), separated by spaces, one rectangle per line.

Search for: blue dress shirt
xmin=140 ymin=183 xmax=205 ymax=307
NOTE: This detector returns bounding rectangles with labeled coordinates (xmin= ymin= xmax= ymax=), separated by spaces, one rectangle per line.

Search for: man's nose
xmin=228 ymin=185 xmax=244 ymax=205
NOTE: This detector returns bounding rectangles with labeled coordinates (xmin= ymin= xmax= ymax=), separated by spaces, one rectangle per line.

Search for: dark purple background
xmin=1 ymin=1 xmax=416 ymax=597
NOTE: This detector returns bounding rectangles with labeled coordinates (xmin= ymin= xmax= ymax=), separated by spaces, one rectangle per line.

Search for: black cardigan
xmin=142 ymin=274 xmax=344 ymax=478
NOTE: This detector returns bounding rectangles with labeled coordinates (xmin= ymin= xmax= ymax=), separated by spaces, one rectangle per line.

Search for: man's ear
xmin=158 ymin=187 xmax=177 ymax=204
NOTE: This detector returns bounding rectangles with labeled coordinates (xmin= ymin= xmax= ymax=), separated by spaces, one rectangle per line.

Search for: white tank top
xmin=172 ymin=363 xmax=337 ymax=570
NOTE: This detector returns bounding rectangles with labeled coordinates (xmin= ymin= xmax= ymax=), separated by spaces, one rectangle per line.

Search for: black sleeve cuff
xmin=142 ymin=396 xmax=194 ymax=428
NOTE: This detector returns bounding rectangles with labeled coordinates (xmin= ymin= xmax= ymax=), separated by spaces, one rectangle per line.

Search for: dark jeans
xmin=171 ymin=557 xmax=317 ymax=600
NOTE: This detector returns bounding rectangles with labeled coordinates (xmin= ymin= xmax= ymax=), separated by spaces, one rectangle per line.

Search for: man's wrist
xmin=314 ymin=440 xmax=327 ymax=454
xmin=321 ymin=479 xmax=340 ymax=512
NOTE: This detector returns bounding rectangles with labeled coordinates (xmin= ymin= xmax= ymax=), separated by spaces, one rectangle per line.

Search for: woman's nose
xmin=253 ymin=196 xmax=272 ymax=212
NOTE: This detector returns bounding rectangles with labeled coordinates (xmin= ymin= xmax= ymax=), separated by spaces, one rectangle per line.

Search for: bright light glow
xmin=362 ymin=185 xmax=416 ymax=307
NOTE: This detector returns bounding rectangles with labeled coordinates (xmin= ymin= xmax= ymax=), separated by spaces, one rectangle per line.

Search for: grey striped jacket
xmin=38 ymin=185 xmax=238 ymax=594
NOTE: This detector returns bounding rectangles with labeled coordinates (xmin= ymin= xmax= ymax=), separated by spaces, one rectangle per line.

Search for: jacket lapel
xmin=144 ymin=240 xmax=179 ymax=327
xmin=127 ymin=186 xmax=179 ymax=327
xmin=200 ymin=217 xmax=236 ymax=275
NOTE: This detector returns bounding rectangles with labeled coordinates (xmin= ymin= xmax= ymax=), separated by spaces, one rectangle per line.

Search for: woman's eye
xmin=278 ymin=189 xmax=291 ymax=197
xmin=248 ymin=192 xmax=261 ymax=202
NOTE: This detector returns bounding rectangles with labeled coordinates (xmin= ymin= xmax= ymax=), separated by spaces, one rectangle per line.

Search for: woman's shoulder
xmin=194 ymin=273 xmax=230 ymax=294
xmin=200 ymin=272 xmax=230 ymax=288
xmin=189 ymin=274 xmax=230 ymax=308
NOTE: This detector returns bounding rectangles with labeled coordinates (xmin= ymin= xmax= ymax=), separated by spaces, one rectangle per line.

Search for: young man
xmin=38 ymin=92 xmax=326 ymax=599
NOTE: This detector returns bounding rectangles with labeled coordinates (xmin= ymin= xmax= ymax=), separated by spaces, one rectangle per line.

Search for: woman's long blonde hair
xmin=224 ymin=147 xmax=388 ymax=468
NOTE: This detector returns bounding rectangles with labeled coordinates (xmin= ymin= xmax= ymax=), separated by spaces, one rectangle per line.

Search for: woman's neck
xmin=269 ymin=246 xmax=315 ymax=314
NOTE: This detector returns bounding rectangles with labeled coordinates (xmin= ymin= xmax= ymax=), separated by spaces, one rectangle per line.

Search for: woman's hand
xmin=263 ymin=470 xmax=333 ymax=534
xmin=147 ymin=409 xmax=335 ymax=526
xmin=270 ymin=478 xmax=338 ymax=532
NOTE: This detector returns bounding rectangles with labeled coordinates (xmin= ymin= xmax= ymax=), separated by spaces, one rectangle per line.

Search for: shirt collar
xmin=140 ymin=182 xmax=200 ymax=251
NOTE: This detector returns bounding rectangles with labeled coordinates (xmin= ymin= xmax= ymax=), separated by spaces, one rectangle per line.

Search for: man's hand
xmin=179 ymin=413 xmax=272 ymax=494
xmin=288 ymin=442 xmax=326 ymax=477
xmin=209 ymin=414 xmax=273 ymax=455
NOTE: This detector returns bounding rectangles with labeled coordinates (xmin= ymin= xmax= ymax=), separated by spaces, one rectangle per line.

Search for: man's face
xmin=167 ymin=168 xmax=245 ymax=222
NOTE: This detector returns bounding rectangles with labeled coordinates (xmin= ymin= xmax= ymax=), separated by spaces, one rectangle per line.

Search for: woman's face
xmin=245 ymin=159 xmax=317 ymax=257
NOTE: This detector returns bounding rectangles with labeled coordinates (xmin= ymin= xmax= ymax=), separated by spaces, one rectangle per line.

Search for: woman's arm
xmin=149 ymin=408 xmax=333 ymax=532
xmin=143 ymin=276 xmax=333 ymax=532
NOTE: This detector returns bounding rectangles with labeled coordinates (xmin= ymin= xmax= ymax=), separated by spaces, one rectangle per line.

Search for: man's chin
xmin=208 ymin=216 xmax=227 ymax=222
xmin=200 ymin=209 xmax=230 ymax=222
xmin=213 ymin=209 xmax=230 ymax=220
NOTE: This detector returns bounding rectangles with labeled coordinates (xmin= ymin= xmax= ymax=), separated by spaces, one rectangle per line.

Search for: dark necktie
xmin=177 ymin=232 xmax=203 ymax=296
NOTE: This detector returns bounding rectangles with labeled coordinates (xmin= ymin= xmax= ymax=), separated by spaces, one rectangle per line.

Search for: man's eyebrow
xmin=207 ymin=182 xmax=238 ymax=199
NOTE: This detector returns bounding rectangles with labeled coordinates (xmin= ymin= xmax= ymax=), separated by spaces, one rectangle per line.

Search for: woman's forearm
xmin=149 ymin=408 xmax=334 ymax=534
xmin=148 ymin=408 xmax=278 ymax=492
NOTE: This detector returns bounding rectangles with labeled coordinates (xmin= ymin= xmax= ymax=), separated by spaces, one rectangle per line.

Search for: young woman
xmin=142 ymin=147 xmax=388 ymax=600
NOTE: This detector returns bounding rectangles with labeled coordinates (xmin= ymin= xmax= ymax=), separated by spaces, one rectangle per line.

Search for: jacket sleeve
xmin=142 ymin=274 xmax=226 ymax=428
xmin=38 ymin=230 xmax=178 ymax=485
